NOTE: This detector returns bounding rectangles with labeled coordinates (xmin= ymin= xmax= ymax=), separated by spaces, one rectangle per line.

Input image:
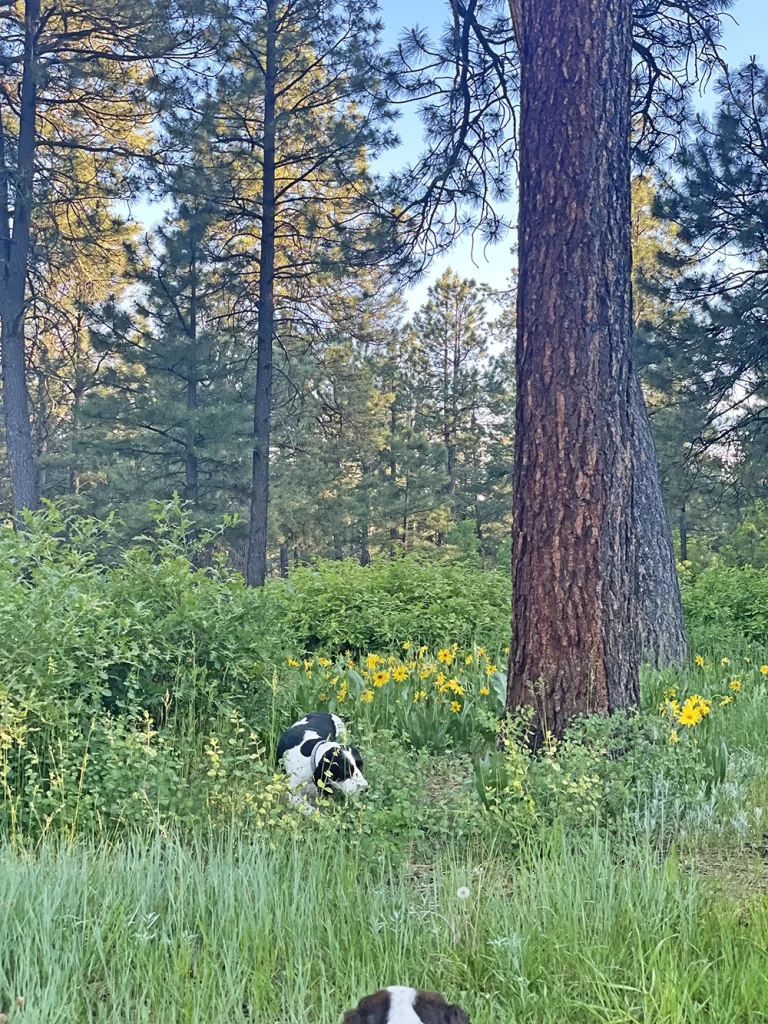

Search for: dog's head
xmin=313 ymin=742 xmax=368 ymax=796
xmin=343 ymin=987 xmax=470 ymax=1024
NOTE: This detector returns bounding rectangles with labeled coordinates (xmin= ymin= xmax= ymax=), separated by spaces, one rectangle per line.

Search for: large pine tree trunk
xmin=246 ymin=0 xmax=277 ymax=587
xmin=0 ymin=0 xmax=40 ymax=520
xmin=630 ymin=372 xmax=688 ymax=666
xmin=507 ymin=0 xmax=639 ymax=739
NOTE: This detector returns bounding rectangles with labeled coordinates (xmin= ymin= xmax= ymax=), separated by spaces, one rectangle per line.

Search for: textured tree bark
xmin=507 ymin=0 xmax=639 ymax=739
xmin=0 ymin=0 xmax=40 ymax=520
xmin=246 ymin=0 xmax=277 ymax=587
xmin=630 ymin=372 xmax=688 ymax=666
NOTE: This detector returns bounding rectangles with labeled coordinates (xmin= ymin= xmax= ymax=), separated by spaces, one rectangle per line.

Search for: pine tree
xmin=184 ymin=0 xmax=399 ymax=585
xmin=410 ymin=270 xmax=488 ymax=531
xmin=0 ymin=0 xmax=208 ymax=519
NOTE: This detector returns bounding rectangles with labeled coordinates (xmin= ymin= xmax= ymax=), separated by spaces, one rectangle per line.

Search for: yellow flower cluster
xmin=660 ymin=689 xmax=713 ymax=729
xmin=677 ymin=695 xmax=711 ymax=727
xmin=285 ymin=643 xmax=502 ymax=717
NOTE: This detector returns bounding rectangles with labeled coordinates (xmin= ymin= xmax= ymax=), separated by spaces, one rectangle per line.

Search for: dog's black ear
xmin=313 ymin=747 xmax=345 ymax=790
xmin=350 ymin=745 xmax=364 ymax=772
xmin=446 ymin=1007 xmax=471 ymax=1024
xmin=413 ymin=992 xmax=471 ymax=1024
xmin=342 ymin=990 xmax=389 ymax=1024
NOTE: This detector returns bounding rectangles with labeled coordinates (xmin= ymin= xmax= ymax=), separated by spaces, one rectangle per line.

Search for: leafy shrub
xmin=0 ymin=503 xmax=289 ymax=726
xmin=264 ymin=556 xmax=512 ymax=654
xmin=682 ymin=564 xmax=768 ymax=642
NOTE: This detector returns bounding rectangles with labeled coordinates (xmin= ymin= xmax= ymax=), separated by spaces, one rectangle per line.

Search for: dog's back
xmin=275 ymin=712 xmax=344 ymax=765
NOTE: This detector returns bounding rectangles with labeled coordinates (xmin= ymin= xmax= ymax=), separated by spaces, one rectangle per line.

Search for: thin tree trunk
xmin=279 ymin=542 xmax=289 ymax=577
xmin=0 ymin=0 xmax=40 ymax=520
xmin=246 ymin=0 xmax=277 ymax=587
xmin=360 ymin=466 xmax=371 ymax=566
xmin=507 ymin=0 xmax=639 ymax=739
xmin=185 ymin=238 xmax=199 ymax=506
xmin=70 ymin=384 xmax=82 ymax=495
xmin=679 ymin=502 xmax=688 ymax=563
xmin=631 ymin=373 xmax=687 ymax=665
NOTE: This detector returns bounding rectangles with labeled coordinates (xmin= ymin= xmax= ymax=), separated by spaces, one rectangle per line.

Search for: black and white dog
xmin=343 ymin=987 xmax=470 ymax=1024
xmin=276 ymin=712 xmax=367 ymax=806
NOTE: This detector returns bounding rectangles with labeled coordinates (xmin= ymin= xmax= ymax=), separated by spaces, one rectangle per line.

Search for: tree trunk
xmin=360 ymin=474 xmax=371 ymax=566
xmin=679 ymin=502 xmax=688 ymax=563
xmin=507 ymin=0 xmax=639 ymax=739
xmin=185 ymin=235 xmax=199 ymax=506
xmin=246 ymin=0 xmax=277 ymax=587
xmin=631 ymin=373 xmax=688 ymax=666
xmin=0 ymin=0 xmax=40 ymax=520
xmin=279 ymin=542 xmax=289 ymax=578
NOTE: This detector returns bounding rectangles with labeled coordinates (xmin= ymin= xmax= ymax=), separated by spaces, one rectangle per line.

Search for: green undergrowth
xmin=0 ymin=832 xmax=766 ymax=1023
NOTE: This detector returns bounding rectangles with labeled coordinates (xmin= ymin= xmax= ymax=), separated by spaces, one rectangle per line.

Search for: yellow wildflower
xmin=402 ymin=641 xmax=411 ymax=650
xmin=304 ymin=659 xmax=313 ymax=672
xmin=660 ymin=699 xmax=681 ymax=719
xmin=480 ymin=686 xmax=490 ymax=696
xmin=668 ymin=730 xmax=680 ymax=745
xmin=486 ymin=664 xmax=498 ymax=675
xmin=373 ymin=670 xmax=390 ymax=688
xmin=366 ymin=653 xmax=380 ymax=671
xmin=287 ymin=658 xmax=299 ymax=668
xmin=761 ymin=665 xmax=768 ymax=675
xmin=477 ymin=647 xmax=486 ymax=657
xmin=691 ymin=694 xmax=712 ymax=716
xmin=318 ymin=657 xmax=332 ymax=668
xmin=392 ymin=665 xmax=408 ymax=683
xmin=413 ymin=689 xmax=428 ymax=703
xmin=435 ymin=672 xmax=447 ymax=689
xmin=664 ymin=687 xmax=677 ymax=700
xmin=730 ymin=679 xmax=742 ymax=692
xmin=449 ymin=700 xmax=461 ymax=713
xmin=694 ymin=654 xmax=705 ymax=667
xmin=447 ymin=679 xmax=465 ymax=696
xmin=720 ymin=696 xmax=733 ymax=706
xmin=418 ymin=645 xmax=429 ymax=659
xmin=319 ymin=693 xmax=326 ymax=702
xmin=338 ymin=681 xmax=348 ymax=702
xmin=360 ymin=689 xmax=374 ymax=703
xmin=721 ymin=657 xmax=730 ymax=666
xmin=678 ymin=703 xmax=702 ymax=727
xmin=465 ymin=655 xmax=473 ymax=665
xmin=678 ymin=694 xmax=711 ymax=726
xmin=438 ymin=648 xmax=454 ymax=665
xmin=745 ymin=657 xmax=751 ymax=663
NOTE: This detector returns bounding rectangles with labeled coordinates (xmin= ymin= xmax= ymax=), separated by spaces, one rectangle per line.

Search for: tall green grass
xmin=0 ymin=832 xmax=766 ymax=1023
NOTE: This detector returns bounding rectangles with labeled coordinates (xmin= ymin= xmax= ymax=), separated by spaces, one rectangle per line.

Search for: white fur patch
xmin=385 ymin=987 xmax=421 ymax=1023
xmin=282 ymin=731 xmax=321 ymax=787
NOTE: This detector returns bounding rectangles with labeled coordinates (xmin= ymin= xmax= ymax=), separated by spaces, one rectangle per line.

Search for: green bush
xmin=0 ymin=503 xmax=288 ymax=723
xmin=682 ymin=564 xmax=768 ymax=643
xmin=264 ymin=556 xmax=512 ymax=654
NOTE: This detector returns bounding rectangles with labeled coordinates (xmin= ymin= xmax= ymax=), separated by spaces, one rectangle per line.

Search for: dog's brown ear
xmin=413 ymin=991 xmax=471 ymax=1024
xmin=342 ymin=990 xmax=389 ymax=1024
xmin=446 ymin=1006 xmax=471 ymax=1024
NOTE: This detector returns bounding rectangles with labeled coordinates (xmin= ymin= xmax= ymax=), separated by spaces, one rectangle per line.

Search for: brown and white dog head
xmin=343 ymin=987 xmax=470 ymax=1024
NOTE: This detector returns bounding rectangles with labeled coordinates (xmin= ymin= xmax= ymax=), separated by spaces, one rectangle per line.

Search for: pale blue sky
xmin=381 ymin=0 xmax=768 ymax=307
